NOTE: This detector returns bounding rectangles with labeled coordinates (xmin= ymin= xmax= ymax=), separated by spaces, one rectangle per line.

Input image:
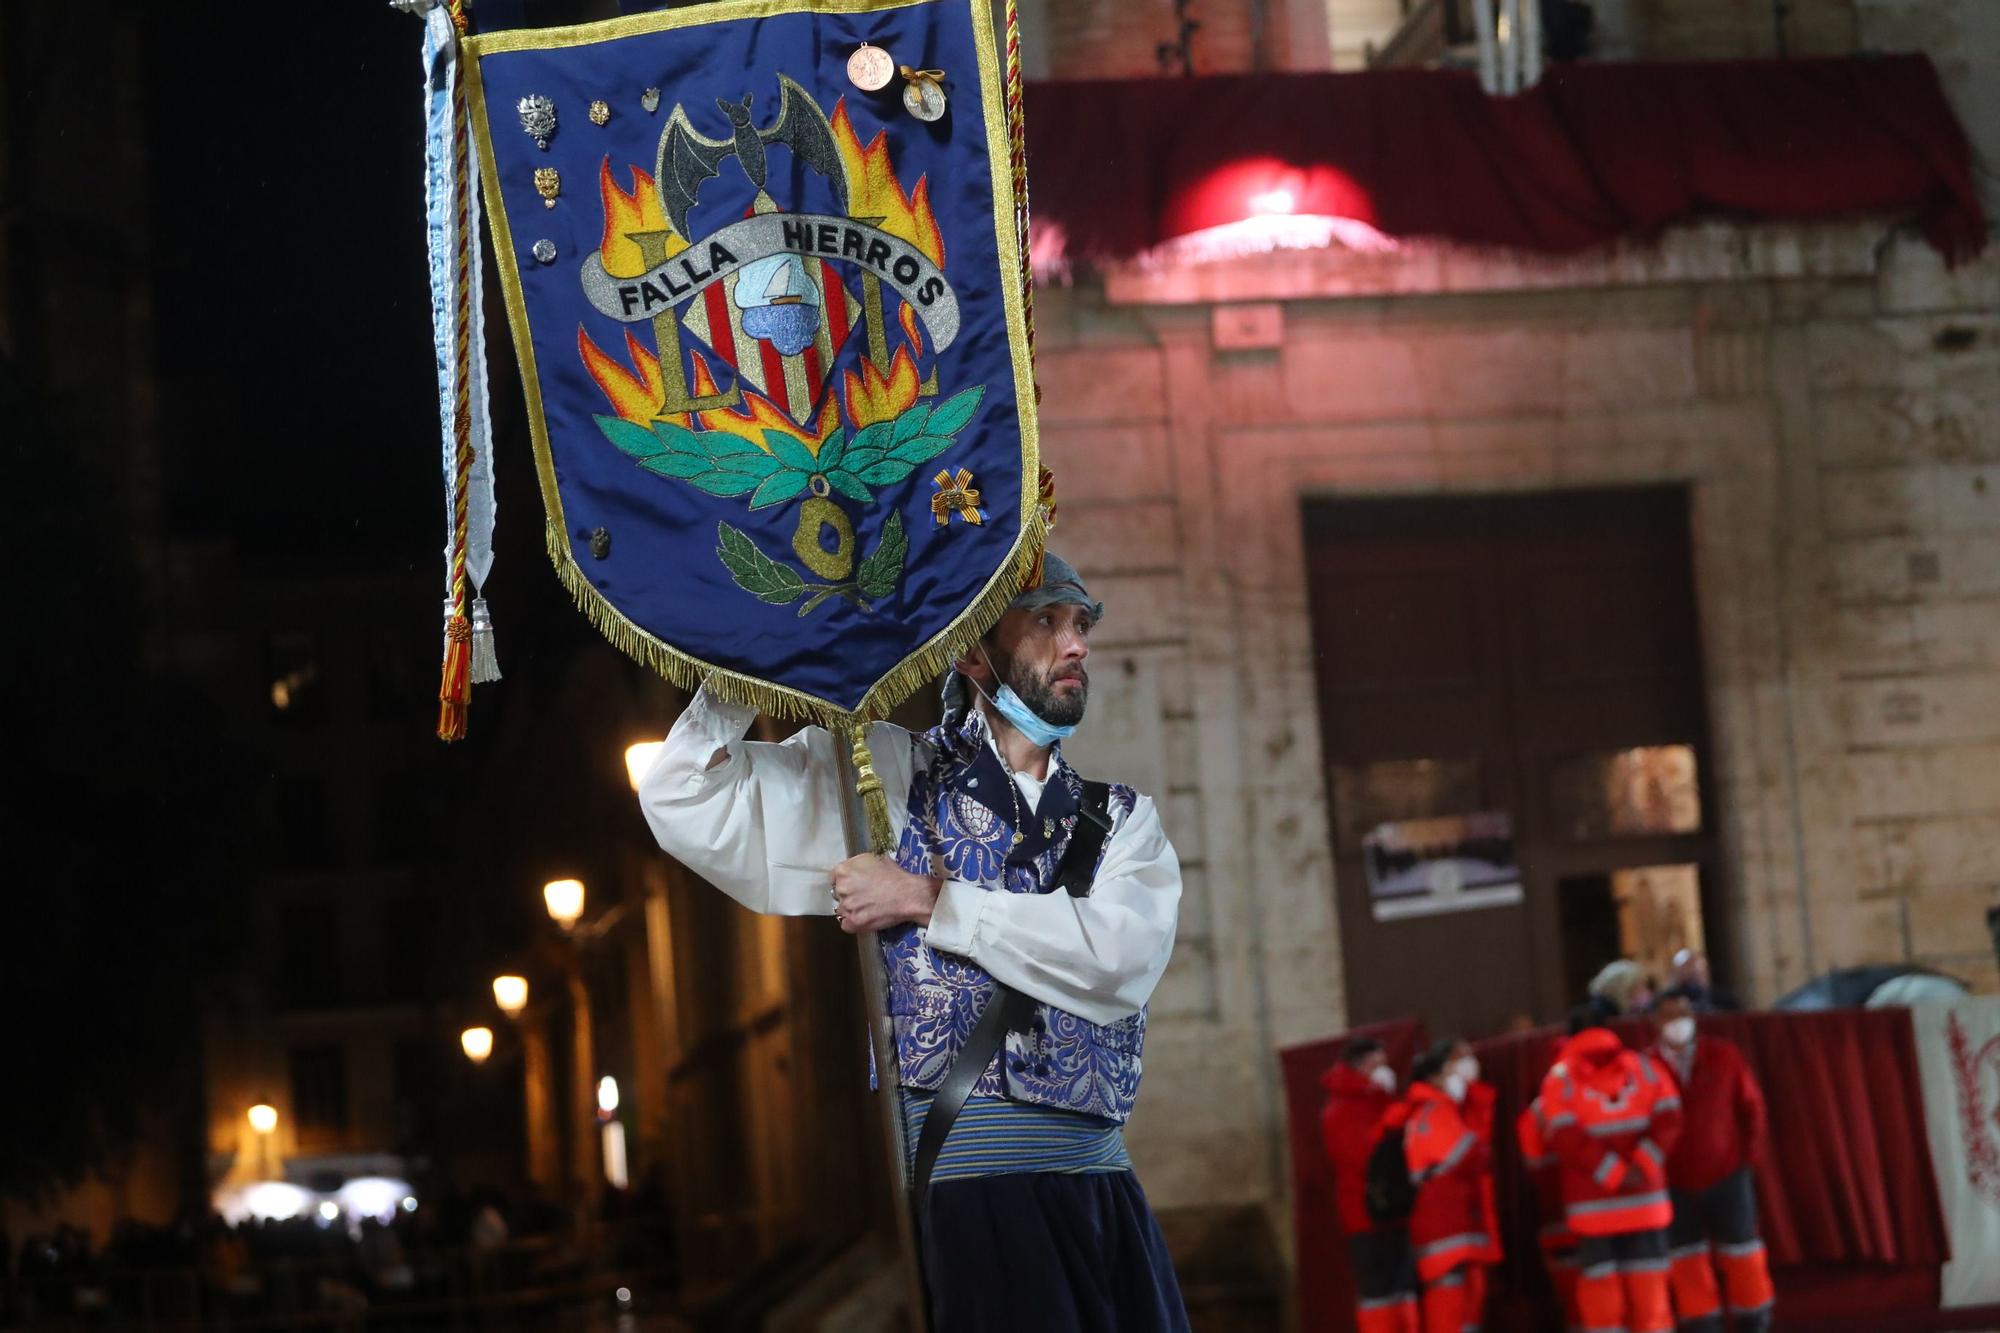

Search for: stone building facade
xmin=1040 ymin=227 xmax=1999 ymax=1232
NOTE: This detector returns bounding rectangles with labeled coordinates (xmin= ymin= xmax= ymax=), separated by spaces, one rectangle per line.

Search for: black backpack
xmin=1364 ymin=1123 xmax=1417 ymax=1225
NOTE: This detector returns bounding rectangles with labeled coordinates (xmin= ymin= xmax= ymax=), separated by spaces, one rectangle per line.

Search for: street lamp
xmin=596 ymin=1075 xmax=620 ymax=1116
xmin=543 ymin=878 xmax=586 ymax=932
xmin=248 ymin=1104 xmax=279 ymax=1136
xmin=493 ymin=974 xmax=529 ymax=1020
xmin=624 ymin=741 xmax=663 ymax=791
xmin=461 ymin=1026 xmax=494 ymax=1064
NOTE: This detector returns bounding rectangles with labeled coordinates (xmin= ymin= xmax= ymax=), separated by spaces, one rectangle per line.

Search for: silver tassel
xmin=470 ymin=596 xmax=501 ymax=684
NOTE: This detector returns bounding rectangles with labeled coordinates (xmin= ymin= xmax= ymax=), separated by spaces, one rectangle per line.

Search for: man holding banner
xmin=428 ymin=0 xmax=1189 ymax=1324
xmin=640 ymin=558 xmax=1190 ymax=1329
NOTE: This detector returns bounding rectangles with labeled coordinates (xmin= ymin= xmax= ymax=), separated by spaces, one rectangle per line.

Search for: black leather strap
xmin=911 ymin=777 xmax=1118 ymax=1235
xmin=1053 ymin=780 xmax=1114 ymax=899
xmin=912 ymin=982 xmax=1035 ymax=1237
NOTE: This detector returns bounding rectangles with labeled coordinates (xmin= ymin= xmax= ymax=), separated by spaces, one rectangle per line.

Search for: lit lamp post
xmin=543 ymin=878 xmax=586 ymax=932
xmin=493 ymin=974 xmax=529 ymax=1020
xmin=597 ymin=1076 xmax=630 ymax=1190
xmin=544 ymin=879 xmax=600 ymax=1227
xmin=248 ymin=1103 xmax=279 ymax=1180
xmin=623 ymin=742 xmax=663 ymax=792
xmin=461 ymin=1026 xmax=494 ymax=1065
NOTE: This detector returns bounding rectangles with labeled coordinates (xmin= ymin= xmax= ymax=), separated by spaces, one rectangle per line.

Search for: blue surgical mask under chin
xmin=990 ymin=683 xmax=1077 ymax=748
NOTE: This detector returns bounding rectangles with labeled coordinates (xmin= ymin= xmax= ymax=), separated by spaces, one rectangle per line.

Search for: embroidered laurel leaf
xmin=692 ymin=431 xmax=771 ymax=462
xmin=716 ymin=522 xmax=806 ymax=603
xmin=686 ymin=470 xmax=763 ymax=497
xmin=596 ymin=414 xmax=668 ymax=460
xmin=764 ymin=431 xmax=822 ymax=476
xmin=824 ymin=468 xmax=875 ymax=503
xmin=747 ymin=470 xmax=812 ymax=510
xmin=651 ymin=419 xmax=705 ymax=454
xmin=857 ymin=511 xmax=907 ymax=601
xmin=851 ymin=421 xmax=895 ymax=456
xmin=639 ymin=451 xmax=714 ymax=480
xmin=924 ymin=386 xmax=986 ymax=438
xmin=890 ymin=402 xmax=934 ymax=446
xmin=887 ymin=433 xmax=955 ymax=467
xmin=853 ymin=457 xmax=916 ymax=486
xmin=814 ymin=429 xmax=848 ymax=472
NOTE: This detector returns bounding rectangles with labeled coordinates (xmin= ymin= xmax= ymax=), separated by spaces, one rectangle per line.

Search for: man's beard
xmin=1003 ymin=653 xmax=1089 ymax=727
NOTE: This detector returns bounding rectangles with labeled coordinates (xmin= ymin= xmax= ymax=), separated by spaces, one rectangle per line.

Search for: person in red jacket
xmin=1518 ymin=1097 xmax=1582 ymax=1333
xmin=1394 ymin=1038 xmax=1501 ymax=1333
xmin=1539 ymin=1011 xmax=1683 ymax=1333
xmin=1321 ymin=1038 xmax=1417 ymax=1333
xmin=1650 ymin=987 xmax=1774 ymax=1333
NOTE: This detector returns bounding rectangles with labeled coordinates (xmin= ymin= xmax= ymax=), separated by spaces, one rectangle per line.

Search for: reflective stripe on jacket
xmin=1400 ymin=1081 xmax=1501 ymax=1279
xmin=1538 ymin=1029 xmax=1684 ymax=1236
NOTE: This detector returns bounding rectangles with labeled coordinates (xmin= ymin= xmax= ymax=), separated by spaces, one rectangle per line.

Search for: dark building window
xmin=367 ymin=629 xmax=421 ymax=722
xmin=273 ymin=778 xmax=334 ymax=871
xmin=281 ymin=903 xmax=342 ymax=1010
xmin=372 ymin=769 xmax=438 ymax=867
xmin=266 ymin=631 xmax=325 ymax=726
xmin=289 ymin=1044 xmax=348 ymax=1147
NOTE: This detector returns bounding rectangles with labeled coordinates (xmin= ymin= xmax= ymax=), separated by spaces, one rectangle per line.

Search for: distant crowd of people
xmin=0 ymin=1186 xmax=602 ymax=1327
xmin=1321 ymin=952 xmax=1772 ymax=1333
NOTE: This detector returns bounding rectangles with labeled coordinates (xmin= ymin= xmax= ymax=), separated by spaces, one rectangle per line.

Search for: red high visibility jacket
xmin=1320 ymin=1064 xmax=1398 ymax=1237
xmin=1393 ymin=1081 xmax=1503 ymax=1281
xmin=1538 ymin=1029 xmax=1684 ymax=1236
xmin=1517 ymin=1098 xmax=1576 ymax=1252
xmin=1650 ymin=1033 xmax=1767 ymax=1194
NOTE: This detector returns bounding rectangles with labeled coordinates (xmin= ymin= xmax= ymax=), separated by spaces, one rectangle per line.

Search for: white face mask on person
xmin=1441 ymin=1072 xmax=1469 ymax=1103
xmin=1451 ymin=1056 xmax=1480 ymax=1086
xmin=1662 ymin=1016 xmax=1696 ymax=1048
xmin=1368 ymin=1064 xmax=1397 ymax=1093
xmin=972 ymin=645 xmax=1078 ymax=747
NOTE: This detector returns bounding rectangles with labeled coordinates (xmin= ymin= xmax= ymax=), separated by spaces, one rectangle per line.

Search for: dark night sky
xmin=149 ymin=5 xmax=485 ymax=565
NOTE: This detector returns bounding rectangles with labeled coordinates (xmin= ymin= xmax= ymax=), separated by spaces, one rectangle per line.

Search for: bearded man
xmin=638 ymin=555 xmax=1189 ymax=1333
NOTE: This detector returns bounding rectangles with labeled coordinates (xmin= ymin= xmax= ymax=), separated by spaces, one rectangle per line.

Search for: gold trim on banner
xmin=464 ymin=0 xmax=1043 ymax=730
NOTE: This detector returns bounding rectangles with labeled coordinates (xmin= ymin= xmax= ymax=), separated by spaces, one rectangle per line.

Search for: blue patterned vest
xmin=878 ymin=710 xmax=1147 ymax=1123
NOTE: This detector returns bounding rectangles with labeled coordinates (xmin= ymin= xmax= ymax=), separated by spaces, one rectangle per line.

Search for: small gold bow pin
xmin=931 ymin=468 xmax=983 ymax=526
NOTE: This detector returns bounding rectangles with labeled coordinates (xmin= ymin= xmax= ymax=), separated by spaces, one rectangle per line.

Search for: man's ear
xmin=953 ymin=636 xmax=997 ymax=686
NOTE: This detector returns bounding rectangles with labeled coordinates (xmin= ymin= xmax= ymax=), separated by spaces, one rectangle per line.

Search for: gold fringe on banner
xmin=545 ymin=510 xmax=1048 ymax=735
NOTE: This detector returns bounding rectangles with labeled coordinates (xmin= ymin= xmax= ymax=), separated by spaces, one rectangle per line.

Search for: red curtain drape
xmin=1282 ymin=1009 xmax=1952 ymax=1332
xmin=1025 ymin=57 xmax=1986 ymax=265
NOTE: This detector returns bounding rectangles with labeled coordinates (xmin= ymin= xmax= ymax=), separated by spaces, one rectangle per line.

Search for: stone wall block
xmin=1839 ymin=674 xmax=2000 ymax=747
xmin=1820 ymin=465 xmax=1938 ymax=537
xmin=1278 ymin=335 xmax=1426 ymax=423
xmin=1411 ymin=330 xmax=1570 ymax=417
xmin=1844 ymin=744 xmax=2000 ymax=820
xmin=1059 ymin=502 xmax=1181 ymax=575
xmin=1037 ymin=346 xmax=1167 ymax=423
xmin=1937 ymin=464 xmax=1999 ymax=533
xmin=1041 ymin=425 xmax=1175 ymax=504
xmin=1881 ymin=814 xmax=2000 ymax=892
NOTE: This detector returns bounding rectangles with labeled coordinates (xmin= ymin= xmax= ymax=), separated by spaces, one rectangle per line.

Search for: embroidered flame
xmin=578 ymin=328 xmax=838 ymax=452
xmin=685 ymin=358 xmax=841 ymax=453
xmin=598 ymin=160 xmax=683 ymax=278
xmin=832 ymin=100 xmax=944 ymax=266
xmin=580 ymin=328 xmax=665 ymax=424
xmin=843 ymin=343 xmax=922 ymax=429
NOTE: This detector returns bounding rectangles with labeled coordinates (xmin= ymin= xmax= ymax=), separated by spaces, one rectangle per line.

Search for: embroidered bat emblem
xmin=655 ymin=75 xmax=849 ymax=237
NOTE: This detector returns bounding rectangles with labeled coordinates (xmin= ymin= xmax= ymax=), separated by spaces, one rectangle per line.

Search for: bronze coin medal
xmin=454 ymin=0 xmax=1045 ymax=818
xmin=847 ymin=43 xmax=896 ymax=92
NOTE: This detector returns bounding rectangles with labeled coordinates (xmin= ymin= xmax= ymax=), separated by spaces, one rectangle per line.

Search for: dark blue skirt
xmin=921 ymin=1169 xmax=1192 ymax=1333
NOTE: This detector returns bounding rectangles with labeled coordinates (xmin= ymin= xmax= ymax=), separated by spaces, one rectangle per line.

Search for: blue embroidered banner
xmin=464 ymin=0 xmax=1040 ymax=723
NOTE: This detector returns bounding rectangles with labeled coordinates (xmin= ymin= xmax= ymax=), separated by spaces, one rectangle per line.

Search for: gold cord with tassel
xmin=849 ymin=727 xmax=897 ymax=855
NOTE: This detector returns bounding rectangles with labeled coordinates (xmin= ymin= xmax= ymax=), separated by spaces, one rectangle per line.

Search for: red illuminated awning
xmin=1024 ymin=56 xmax=1986 ymax=265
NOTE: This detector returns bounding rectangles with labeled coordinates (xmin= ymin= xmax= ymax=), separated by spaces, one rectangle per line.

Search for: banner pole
xmin=833 ymin=741 xmax=931 ymax=1333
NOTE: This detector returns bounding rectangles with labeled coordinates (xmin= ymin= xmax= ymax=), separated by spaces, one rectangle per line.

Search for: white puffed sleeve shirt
xmin=637 ymin=685 xmax=1180 ymax=1026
